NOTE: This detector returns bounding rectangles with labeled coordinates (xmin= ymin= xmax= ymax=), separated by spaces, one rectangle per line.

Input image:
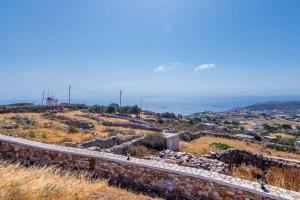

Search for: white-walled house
xmin=46 ymin=97 xmax=59 ymax=106
xmin=243 ymin=128 xmax=260 ymax=136
xmin=295 ymin=141 xmax=300 ymax=147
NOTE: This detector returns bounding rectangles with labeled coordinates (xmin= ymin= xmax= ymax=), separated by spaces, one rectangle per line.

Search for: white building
xmin=295 ymin=141 xmax=300 ymax=147
xmin=201 ymin=123 xmax=219 ymax=130
xmin=162 ymin=132 xmax=180 ymax=151
xmin=243 ymin=128 xmax=260 ymax=136
xmin=46 ymin=97 xmax=59 ymax=106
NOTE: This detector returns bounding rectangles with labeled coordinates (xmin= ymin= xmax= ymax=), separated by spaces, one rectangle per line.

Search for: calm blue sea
xmin=1 ymin=95 xmax=300 ymax=115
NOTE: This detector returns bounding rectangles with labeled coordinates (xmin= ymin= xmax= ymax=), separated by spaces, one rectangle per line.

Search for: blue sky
xmin=0 ymin=0 xmax=300 ymax=102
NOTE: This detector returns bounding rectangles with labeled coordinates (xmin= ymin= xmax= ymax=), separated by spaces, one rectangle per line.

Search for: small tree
xmin=105 ymin=104 xmax=118 ymax=113
xmin=141 ymin=133 xmax=166 ymax=151
xmin=129 ymin=105 xmax=141 ymax=116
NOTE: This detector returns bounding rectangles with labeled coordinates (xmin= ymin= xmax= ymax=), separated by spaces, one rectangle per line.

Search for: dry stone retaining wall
xmin=206 ymin=149 xmax=300 ymax=170
xmin=0 ymin=134 xmax=299 ymax=200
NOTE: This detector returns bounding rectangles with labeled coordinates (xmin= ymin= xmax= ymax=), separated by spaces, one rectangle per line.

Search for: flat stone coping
xmin=1 ymin=134 xmax=300 ymax=200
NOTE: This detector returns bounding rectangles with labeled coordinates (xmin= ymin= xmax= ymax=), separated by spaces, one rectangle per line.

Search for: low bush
xmin=209 ymin=142 xmax=232 ymax=150
xmin=276 ymin=138 xmax=295 ymax=146
xmin=254 ymin=135 xmax=262 ymax=141
xmin=180 ymin=133 xmax=192 ymax=142
xmin=68 ymin=126 xmax=80 ymax=133
xmin=27 ymin=130 xmax=36 ymax=138
xmin=141 ymin=133 xmax=166 ymax=151
xmin=128 ymin=145 xmax=151 ymax=158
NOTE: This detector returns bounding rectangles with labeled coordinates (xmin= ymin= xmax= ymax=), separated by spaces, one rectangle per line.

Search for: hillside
xmin=233 ymin=101 xmax=300 ymax=111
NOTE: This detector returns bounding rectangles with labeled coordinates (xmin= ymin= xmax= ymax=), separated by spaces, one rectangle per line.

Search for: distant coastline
xmin=1 ymin=95 xmax=300 ymax=115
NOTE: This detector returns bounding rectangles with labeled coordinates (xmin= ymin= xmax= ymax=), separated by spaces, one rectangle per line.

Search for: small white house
xmin=46 ymin=97 xmax=59 ymax=106
xmin=162 ymin=132 xmax=180 ymax=151
xmin=201 ymin=123 xmax=219 ymax=130
xmin=295 ymin=141 xmax=300 ymax=147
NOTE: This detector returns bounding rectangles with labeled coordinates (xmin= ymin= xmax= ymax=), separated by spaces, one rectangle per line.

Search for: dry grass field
xmin=180 ymin=136 xmax=300 ymax=160
xmin=0 ymin=111 xmax=156 ymax=144
xmin=229 ymin=164 xmax=300 ymax=192
xmin=270 ymin=133 xmax=295 ymax=139
xmin=0 ymin=162 xmax=159 ymax=200
xmin=245 ymin=117 xmax=300 ymax=127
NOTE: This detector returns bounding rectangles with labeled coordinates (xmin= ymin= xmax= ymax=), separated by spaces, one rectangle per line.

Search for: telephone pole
xmin=119 ymin=89 xmax=122 ymax=107
xmin=42 ymin=91 xmax=45 ymax=106
xmin=68 ymin=85 xmax=71 ymax=105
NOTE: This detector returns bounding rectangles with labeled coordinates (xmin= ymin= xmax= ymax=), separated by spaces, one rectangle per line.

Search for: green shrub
xmin=209 ymin=142 xmax=232 ymax=150
xmin=141 ymin=133 xmax=166 ymax=151
xmin=68 ymin=126 xmax=79 ymax=133
xmin=27 ymin=130 xmax=36 ymax=138
xmin=254 ymin=135 xmax=262 ymax=141
xmin=42 ymin=132 xmax=48 ymax=139
xmin=276 ymin=138 xmax=295 ymax=146
xmin=188 ymin=119 xmax=194 ymax=125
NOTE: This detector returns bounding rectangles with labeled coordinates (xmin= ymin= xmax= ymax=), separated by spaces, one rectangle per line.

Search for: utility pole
xmin=42 ymin=91 xmax=45 ymax=106
xmin=119 ymin=89 xmax=122 ymax=107
xmin=140 ymin=96 xmax=143 ymax=110
xmin=68 ymin=85 xmax=71 ymax=105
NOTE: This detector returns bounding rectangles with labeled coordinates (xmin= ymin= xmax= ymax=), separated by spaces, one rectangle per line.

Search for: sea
xmin=1 ymin=95 xmax=300 ymax=115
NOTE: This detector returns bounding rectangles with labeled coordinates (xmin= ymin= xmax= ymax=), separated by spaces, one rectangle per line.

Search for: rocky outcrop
xmin=145 ymin=150 xmax=228 ymax=174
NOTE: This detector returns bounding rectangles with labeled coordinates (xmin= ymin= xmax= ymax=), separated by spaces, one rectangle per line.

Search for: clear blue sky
xmin=0 ymin=0 xmax=300 ymax=102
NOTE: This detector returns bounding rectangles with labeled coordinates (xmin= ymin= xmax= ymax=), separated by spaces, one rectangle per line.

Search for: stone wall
xmin=206 ymin=149 xmax=300 ymax=170
xmin=0 ymin=135 xmax=299 ymax=200
xmin=263 ymin=143 xmax=300 ymax=155
xmin=69 ymin=135 xmax=143 ymax=149
xmin=179 ymin=131 xmax=258 ymax=143
xmin=102 ymin=121 xmax=161 ymax=132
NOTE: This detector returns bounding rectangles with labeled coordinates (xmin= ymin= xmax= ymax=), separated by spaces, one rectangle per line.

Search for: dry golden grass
xmin=245 ymin=117 xmax=300 ymax=127
xmin=180 ymin=136 xmax=300 ymax=160
xmin=4 ymin=128 xmax=94 ymax=144
xmin=59 ymin=111 xmax=153 ymax=136
xmin=270 ymin=133 xmax=295 ymax=139
xmin=0 ymin=162 xmax=159 ymax=200
xmin=229 ymin=164 xmax=300 ymax=192
xmin=180 ymin=136 xmax=263 ymax=155
xmin=0 ymin=111 xmax=157 ymax=144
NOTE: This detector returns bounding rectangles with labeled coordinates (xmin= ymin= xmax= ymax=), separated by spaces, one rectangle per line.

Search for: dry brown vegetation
xmin=0 ymin=162 xmax=159 ymax=200
xmin=245 ymin=117 xmax=300 ymax=127
xmin=180 ymin=136 xmax=300 ymax=160
xmin=0 ymin=111 xmax=157 ymax=144
xmin=229 ymin=164 xmax=300 ymax=192
xmin=128 ymin=145 xmax=152 ymax=158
